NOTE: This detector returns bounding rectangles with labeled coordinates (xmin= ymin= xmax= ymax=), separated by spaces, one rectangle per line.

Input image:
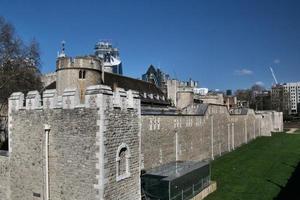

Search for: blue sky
xmin=1 ymin=0 xmax=300 ymax=90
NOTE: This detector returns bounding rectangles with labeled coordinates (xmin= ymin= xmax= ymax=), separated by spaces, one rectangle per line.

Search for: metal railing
xmin=170 ymin=176 xmax=210 ymax=200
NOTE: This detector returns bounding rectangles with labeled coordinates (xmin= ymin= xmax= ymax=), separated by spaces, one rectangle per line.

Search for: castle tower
xmin=56 ymin=55 xmax=103 ymax=102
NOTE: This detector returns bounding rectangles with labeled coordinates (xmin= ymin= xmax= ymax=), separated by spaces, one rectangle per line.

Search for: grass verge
xmin=206 ymin=133 xmax=300 ymax=200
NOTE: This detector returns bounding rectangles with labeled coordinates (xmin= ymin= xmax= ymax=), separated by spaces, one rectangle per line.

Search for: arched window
xmin=79 ymin=70 xmax=86 ymax=79
xmin=116 ymin=143 xmax=131 ymax=181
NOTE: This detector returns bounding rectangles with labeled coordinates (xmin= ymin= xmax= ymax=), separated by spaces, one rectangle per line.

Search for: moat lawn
xmin=206 ymin=133 xmax=300 ymax=200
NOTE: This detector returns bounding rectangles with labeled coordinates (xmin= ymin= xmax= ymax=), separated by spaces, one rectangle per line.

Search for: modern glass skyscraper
xmin=94 ymin=41 xmax=123 ymax=75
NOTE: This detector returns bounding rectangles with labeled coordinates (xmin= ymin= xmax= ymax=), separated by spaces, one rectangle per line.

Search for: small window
xmin=116 ymin=143 xmax=131 ymax=181
xmin=118 ymin=148 xmax=127 ymax=175
xmin=79 ymin=70 xmax=86 ymax=79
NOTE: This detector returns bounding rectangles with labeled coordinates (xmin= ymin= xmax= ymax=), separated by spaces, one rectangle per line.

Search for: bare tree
xmin=235 ymin=84 xmax=267 ymax=109
xmin=0 ymin=16 xmax=42 ymax=149
xmin=0 ymin=16 xmax=42 ymax=115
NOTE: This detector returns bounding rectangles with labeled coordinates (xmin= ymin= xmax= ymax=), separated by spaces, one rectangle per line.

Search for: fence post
xmin=182 ymin=190 xmax=183 ymax=200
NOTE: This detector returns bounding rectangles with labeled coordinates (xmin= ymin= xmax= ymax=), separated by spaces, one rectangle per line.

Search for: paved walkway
xmin=286 ymin=128 xmax=299 ymax=134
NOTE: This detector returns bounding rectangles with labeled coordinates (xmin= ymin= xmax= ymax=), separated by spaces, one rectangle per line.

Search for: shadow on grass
xmin=274 ymin=161 xmax=300 ymax=199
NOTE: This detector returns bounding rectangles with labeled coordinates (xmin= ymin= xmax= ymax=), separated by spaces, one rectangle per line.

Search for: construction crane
xmin=270 ymin=67 xmax=278 ymax=84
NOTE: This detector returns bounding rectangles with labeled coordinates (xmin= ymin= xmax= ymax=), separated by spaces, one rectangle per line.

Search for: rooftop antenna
xmin=269 ymin=67 xmax=278 ymax=84
xmin=61 ymin=40 xmax=65 ymax=53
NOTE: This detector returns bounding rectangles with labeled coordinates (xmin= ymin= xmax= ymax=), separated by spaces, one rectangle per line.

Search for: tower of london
xmin=0 ymin=41 xmax=283 ymax=200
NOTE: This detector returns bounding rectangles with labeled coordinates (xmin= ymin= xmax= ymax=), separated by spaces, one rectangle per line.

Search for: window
xmin=79 ymin=70 xmax=86 ymax=79
xmin=116 ymin=143 xmax=131 ymax=181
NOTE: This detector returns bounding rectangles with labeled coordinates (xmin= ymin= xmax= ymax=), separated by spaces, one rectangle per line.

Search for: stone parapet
xmin=6 ymin=83 xmax=142 ymax=200
xmin=8 ymin=92 xmax=24 ymax=112
xmin=25 ymin=91 xmax=41 ymax=110
xmin=8 ymin=84 xmax=140 ymax=111
xmin=43 ymin=89 xmax=57 ymax=109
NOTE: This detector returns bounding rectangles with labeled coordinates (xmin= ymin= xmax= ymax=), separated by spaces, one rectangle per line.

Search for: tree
xmin=250 ymin=84 xmax=265 ymax=98
xmin=251 ymin=84 xmax=265 ymax=93
xmin=0 ymin=16 xmax=42 ymax=115
xmin=0 ymin=16 xmax=42 ymax=149
xmin=235 ymin=84 xmax=268 ymax=109
xmin=235 ymin=89 xmax=252 ymax=102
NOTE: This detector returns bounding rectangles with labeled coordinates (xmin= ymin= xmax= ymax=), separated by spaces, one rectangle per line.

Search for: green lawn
xmin=206 ymin=133 xmax=300 ymax=200
xmin=293 ymin=129 xmax=300 ymax=134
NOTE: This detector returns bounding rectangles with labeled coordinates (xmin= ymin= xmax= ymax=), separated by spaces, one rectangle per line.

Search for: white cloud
xmin=234 ymin=69 xmax=253 ymax=75
xmin=273 ymin=59 xmax=280 ymax=64
xmin=255 ymin=81 xmax=264 ymax=86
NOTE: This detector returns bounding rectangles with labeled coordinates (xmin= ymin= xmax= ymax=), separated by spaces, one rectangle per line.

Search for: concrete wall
xmin=141 ymin=105 xmax=282 ymax=170
xmin=0 ymin=85 xmax=141 ymax=200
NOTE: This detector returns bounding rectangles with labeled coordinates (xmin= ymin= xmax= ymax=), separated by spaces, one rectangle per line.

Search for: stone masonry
xmin=0 ymin=85 xmax=283 ymax=199
xmin=0 ymin=84 xmax=141 ymax=200
xmin=141 ymin=105 xmax=283 ymax=170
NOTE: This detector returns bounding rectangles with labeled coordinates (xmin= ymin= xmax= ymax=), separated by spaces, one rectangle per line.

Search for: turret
xmin=56 ymin=56 xmax=103 ymax=102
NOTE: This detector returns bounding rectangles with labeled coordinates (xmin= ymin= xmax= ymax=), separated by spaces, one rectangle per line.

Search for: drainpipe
xmin=175 ymin=131 xmax=178 ymax=161
xmin=210 ymin=115 xmax=214 ymax=160
xmin=244 ymin=119 xmax=247 ymax=143
xmin=254 ymin=120 xmax=256 ymax=139
xmin=227 ymin=123 xmax=230 ymax=152
xmin=44 ymin=124 xmax=51 ymax=200
xmin=231 ymin=123 xmax=235 ymax=150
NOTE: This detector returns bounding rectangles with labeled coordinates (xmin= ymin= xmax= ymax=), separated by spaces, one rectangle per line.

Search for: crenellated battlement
xmin=6 ymin=86 xmax=142 ymax=200
xmin=56 ymin=56 xmax=102 ymax=71
xmin=8 ymin=84 xmax=140 ymax=112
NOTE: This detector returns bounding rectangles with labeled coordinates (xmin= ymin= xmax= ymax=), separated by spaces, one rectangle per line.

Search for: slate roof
xmin=43 ymin=81 xmax=56 ymax=90
xmin=103 ymin=72 xmax=164 ymax=96
xmin=42 ymin=72 xmax=170 ymax=106
xmin=143 ymin=160 xmax=209 ymax=181
xmin=230 ymin=107 xmax=249 ymax=115
xmin=181 ymin=103 xmax=209 ymax=115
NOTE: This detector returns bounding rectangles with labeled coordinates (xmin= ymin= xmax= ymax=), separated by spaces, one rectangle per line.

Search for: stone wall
xmin=9 ymin=109 xmax=45 ymax=200
xmin=0 ymin=84 xmax=141 ymax=200
xmin=141 ymin=105 xmax=283 ymax=170
xmin=56 ymin=57 xmax=103 ymax=98
xmin=176 ymin=91 xmax=194 ymax=110
xmin=0 ymin=155 xmax=9 ymax=200
xmin=101 ymin=92 xmax=141 ymax=199
xmin=0 ymin=83 xmax=283 ymax=200
xmin=256 ymin=110 xmax=284 ymax=134
xmin=41 ymin=72 xmax=56 ymax=87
